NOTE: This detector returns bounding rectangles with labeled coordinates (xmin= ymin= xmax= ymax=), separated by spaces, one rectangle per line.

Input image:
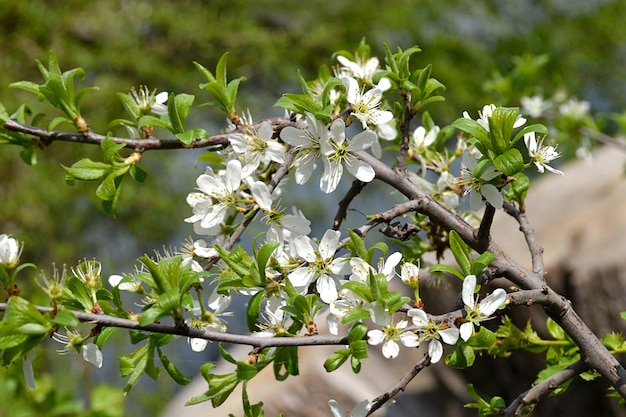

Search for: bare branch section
xmin=369 ymin=355 xmax=431 ymax=415
xmin=503 ymin=201 xmax=545 ymax=277
xmin=504 ymin=360 xmax=587 ymax=417
xmin=0 ymin=303 xmax=347 ymax=349
xmin=333 ymin=179 xmax=367 ymax=230
xmin=2 ymin=117 xmax=304 ymax=152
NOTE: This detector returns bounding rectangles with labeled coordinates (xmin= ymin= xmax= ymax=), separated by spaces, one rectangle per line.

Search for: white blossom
xmin=0 ymin=234 xmax=21 ymax=268
xmin=524 ymin=132 xmax=564 ymax=175
xmin=343 ymin=77 xmax=393 ymax=128
xmin=408 ymin=308 xmax=459 ymax=363
xmin=367 ymin=319 xmax=419 ymax=359
xmin=288 ymin=229 xmax=350 ymax=303
xmin=328 ymin=399 xmax=371 ymax=417
xmin=185 ymin=159 xmax=243 ymax=230
xmin=459 ymin=275 xmax=507 ymax=341
xmin=320 ymin=118 xmax=376 ymax=193
xmin=459 ymin=152 xmax=503 ymax=210
xmin=228 ymin=121 xmax=286 ymax=176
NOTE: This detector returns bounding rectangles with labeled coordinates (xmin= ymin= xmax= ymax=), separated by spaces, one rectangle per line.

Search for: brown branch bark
xmin=333 ymin=179 xmax=367 ymax=230
xmin=504 ymin=360 xmax=587 ymax=416
xmin=0 ymin=302 xmax=347 ymax=349
xmin=368 ymin=355 xmax=431 ymax=415
xmin=503 ymin=201 xmax=545 ymax=277
xmin=2 ymin=117 xmax=304 ymax=152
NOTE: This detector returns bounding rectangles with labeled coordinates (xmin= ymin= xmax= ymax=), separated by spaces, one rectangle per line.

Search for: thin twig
xmin=333 ymin=180 xmax=367 ymax=230
xmin=476 ymin=203 xmax=495 ymax=252
xmin=337 ymin=199 xmax=421 ymax=248
xmin=368 ymin=355 xmax=431 ymax=415
xmin=394 ymin=95 xmax=414 ymax=173
xmin=502 ymin=201 xmax=545 ymax=278
xmin=503 ymin=360 xmax=587 ymax=417
xmin=2 ymin=117 xmax=304 ymax=153
xmin=0 ymin=302 xmax=347 ymax=349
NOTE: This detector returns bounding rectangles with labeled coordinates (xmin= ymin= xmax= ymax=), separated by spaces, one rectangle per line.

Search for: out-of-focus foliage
xmin=1 ymin=1 xmax=625 ymax=416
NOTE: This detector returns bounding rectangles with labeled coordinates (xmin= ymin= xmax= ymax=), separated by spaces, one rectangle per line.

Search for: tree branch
xmin=2 ymin=117 xmax=304 ymax=153
xmin=0 ymin=302 xmax=348 ymax=349
xmin=368 ymin=355 xmax=431 ymax=415
xmin=476 ymin=203 xmax=495 ymax=252
xmin=333 ymin=179 xmax=367 ymax=230
xmin=503 ymin=201 xmax=545 ymax=277
xmin=338 ymin=199 xmax=421 ymax=248
xmin=394 ymin=94 xmax=414 ymax=173
xmin=357 ymin=149 xmax=626 ymax=400
xmin=503 ymin=360 xmax=587 ymax=417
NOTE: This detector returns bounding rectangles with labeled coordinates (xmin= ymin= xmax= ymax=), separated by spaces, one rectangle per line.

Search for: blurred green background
xmin=1 ymin=0 xmax=625 ymax=415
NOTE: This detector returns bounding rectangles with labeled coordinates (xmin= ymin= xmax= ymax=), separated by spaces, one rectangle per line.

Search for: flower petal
xmin=460 ymin=322 xmax=474 ymax=342
xmin=439 ymin=327 xmax=460 ymax=345
xmin=462 ymin=275 xmax=477 ymax=309
xmin=400 ymin=331 xmax=420 ymax=348
xmin=367 ymin=329 xmax=385 ymax=346
xmin=428 ymin=339 xmax=443 ymax=363
xmin=346 ymin=160 xmax=375 ymax=183
xmin=351 ymin=400 xmax=372 ymax=417
xmin=408 ymin=308 xmax=428 ymax=328
xmin=382 ymin=340 xmax=400 ymax=359
xmin=82 ymin=343 xmax=103 ymax=368
xmin=317 ymin=274 xmax=338 ymax=303
xmin=481 ymin=184 xmax=503 ymax=209
xmin=190 ymin=338 xmax=209 ymax=352
xmin=478 ymin=288 xmax=507 ymax=316
xmin=319 ymin=229 xmax=341 ymax=260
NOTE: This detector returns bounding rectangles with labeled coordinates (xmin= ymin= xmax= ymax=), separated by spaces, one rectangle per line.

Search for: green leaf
xmin=489 ymin=107 xmax=519 ymax=153
xmin=139 ymin=306 xmax=165 ymax=326
xmin=349 ymin=340 xmax=368 ymax=361
xmin=324 ymin=348 xmax=350 ymax=372
xmin=168 ymin=93 xmax=195 ymax=133
xmin=493 ymin=148 xmax=524 ymax=176
xmin=346 ymin=229 xmax=368 ymax=260
xmin=274 ymin=93 xmax=323 ymax=116
xmin=129 ymin=164 xmax=148 ymax=183
xmin=175 ymin=128 xmax=208 ymax=146
xmin=186 ymin=365 xmax=240 ymax=407
xmin=158 ymin=346 xmax=192 ymax=385
xmin=341 ymin=307 xmax=371 ymax=324
xmin=256 ymin=241 xmax=280 ymax=283
xmin=62 ymin=159 xmax=111 ymax=181
xmin=546 ymin=318 xmax=565 ymax=340
xmin=511 ymin=123 xmax=549 ymax=145
xmin=504 ymin=172 xmax=530 ymax=206
xmin=273 ymin=346 xmax=299 ymax=381
xmin=120 ymin=344 xmax=150 ymax=394
xmin=52 ymin=309 xmax=80 ymax=327
xmin=215 ymin=245 xmax=252 ymax=279
xmin=246 ymin=290 xmax=265 ymax=332
xmin=65 ymin=275 xmax=94 ymax=311
xmin=428 ymin=263 xmax=465 ymax=280
xmin=101 ymin=137 xmax=126 ymax=163
xmin=451 ymin=117 xmax=491 ymax=151
xmin=470 ymin=251 xmax=496 ymax=277
xmin=467 ymin=326 xmax=496 ymax=348
xmin=448 ymin=230 xmax=471 ymax=276
xmin=96 ymin=172 xmax=119 ymax=201
xmin=445 ymin=341 xmax=475 ymax=368
xmin=348 ymin=322 xmax=368 ymax=343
